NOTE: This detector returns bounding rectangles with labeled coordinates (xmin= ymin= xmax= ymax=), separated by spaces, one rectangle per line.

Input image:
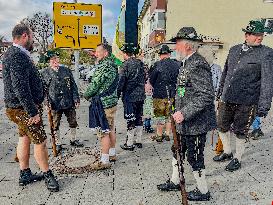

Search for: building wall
xmin=150 ymin=0 xmax=166 ymax=14
xmin=166 ymin=0 xmax=273 ymax=67
xmin=140 ymin=6 xmax=151 ymax=52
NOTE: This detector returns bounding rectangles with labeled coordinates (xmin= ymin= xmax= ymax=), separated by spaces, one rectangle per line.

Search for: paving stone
xmin=1 ymin=100 xmax=273 ymax=205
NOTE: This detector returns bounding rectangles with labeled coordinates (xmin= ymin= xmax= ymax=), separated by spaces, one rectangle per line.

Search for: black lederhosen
xmin=217 ymin=101 xmax=256 ymax=138
xmin=127 ymin=101 xmax=144 ymax=130
xmin=173 ymin=133 xmax=207 ymax=171
xmin=52 ymin=108 xmax=78 ymax=131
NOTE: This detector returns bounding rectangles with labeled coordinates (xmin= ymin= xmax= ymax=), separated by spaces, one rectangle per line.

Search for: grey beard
xmin=176 ymin=52 xmax=186 ymax=61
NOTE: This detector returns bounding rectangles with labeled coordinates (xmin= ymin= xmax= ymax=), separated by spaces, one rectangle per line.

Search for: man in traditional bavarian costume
xmin=41 ymin=50 xmax=83 ymax=155
xmin=118 ymin=44 xmax=146 ymax=151
xmin=84 ymin=43 xmax=119 ymax=169
xmin=158 ymin=27 xmax=216 ymax=201
xmin=149 ymin=45 xmax=179 ymax=142
xmin=3 ymin=24 xmax=59 ymax=191
xmin=213 ymin=20 xmax=273 ymax=172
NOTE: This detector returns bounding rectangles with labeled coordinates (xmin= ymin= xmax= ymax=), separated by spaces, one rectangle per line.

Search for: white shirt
xmin=182 ymin=52 xmax=196 ymax=67
xmin=13 ymin=43 xmax=31 ymax=59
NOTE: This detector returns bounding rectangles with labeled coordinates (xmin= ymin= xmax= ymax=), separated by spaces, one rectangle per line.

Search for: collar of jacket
xmin=160 ymin=57 xmax=170 ymax=62
xmin=127 ymin=56 xmax=137 ymax=61
xmin=182 ymin=51 xmax=196 ymax=66
xmin=98 ymin=56 xmax=112 ymax=64
xmin=242 ymin=42 xmax=263 ymax=51
xmin=12 ymin=43 xmax=31 ymax=59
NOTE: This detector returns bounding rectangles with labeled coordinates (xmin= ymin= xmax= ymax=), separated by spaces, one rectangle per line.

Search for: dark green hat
xmin=242 ymin=20 xmax=272 ymax=34
xmin=120 ymin=43 xmax=139 ymax=54
xmin=158 ymin=45 xmax=172 ymax=55
xmin=170 ymin=27 xmax=203 ymax=42
xmin=45 ymin=50 xmax=60 ymax=62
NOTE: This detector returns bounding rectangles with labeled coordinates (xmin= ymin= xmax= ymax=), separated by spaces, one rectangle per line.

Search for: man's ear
xmin=22 ymin=33 xmax=28 ymax=38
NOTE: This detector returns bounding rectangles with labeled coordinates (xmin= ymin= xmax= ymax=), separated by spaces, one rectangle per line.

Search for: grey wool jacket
xmin=117 ymin=57 xmax=145 ymax=102
xmin=41 ymin=66 xmax=80 ymax=111
xmin=217 ymin=44 xmax=273 ymax=116
xmin=175 ymin=52 xmax=217 ymax=135
xmin=149 ymin=57 xmax=180 ymax=99
xmin=3 ymin=46 xmax=44 ymax=117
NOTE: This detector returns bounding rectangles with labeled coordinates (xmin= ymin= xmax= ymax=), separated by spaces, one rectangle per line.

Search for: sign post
xmin=73 ymin=0 xmax=79 ymax=87
xmin=53 ymin=1 xmax=102 ymax=86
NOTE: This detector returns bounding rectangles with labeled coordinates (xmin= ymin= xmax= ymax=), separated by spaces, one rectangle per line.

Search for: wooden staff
xmin=44 ymin=79 xmax=57 ymax=157
xmin=47 ymin=104 xmax=57 ymax=157
xmin=166 ymin=86 xmax=188 ymax=205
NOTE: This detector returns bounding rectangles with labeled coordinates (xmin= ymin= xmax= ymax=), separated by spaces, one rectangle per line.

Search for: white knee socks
xmin=193 ymin=169 xmax=209 ymax=194
xmin=170 ymin=157 xmax=180 ymax=185
xmin=234 ymin=138 xmax=246 ymax=162
xmin=70 ymin=128 xmax=77 ymax=141
xmin=109 ymin=148 xmax=116 ymax=157
xmin=100 ymin=154 xmax=109 ymax=164
xmin=135 ymin=126 xmax=143 ymax=143
xmin=127 ymin=128 xmax=136 ymax=146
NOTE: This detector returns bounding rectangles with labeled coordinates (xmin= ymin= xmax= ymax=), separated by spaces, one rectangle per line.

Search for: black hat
xmin=45 ymin=50 xmax=60 ymax=62
xmin=120 ymin=43 xmax=139 ymax=54
xmin=158 ymin=45 xmax=172 ymax=54
xmin=170 ymin=27 xmax=202 ymax=42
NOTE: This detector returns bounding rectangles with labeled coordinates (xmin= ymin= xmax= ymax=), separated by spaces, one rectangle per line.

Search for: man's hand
xmin=75 ymin=102 xmax=80 ymax=109
xmin=257 ymin=110 xmax=268 ymax=118
xmin=172 ymin=111 xmax=184 ymax=124
xmin=28 ymin=114 xmax=41 ymax=126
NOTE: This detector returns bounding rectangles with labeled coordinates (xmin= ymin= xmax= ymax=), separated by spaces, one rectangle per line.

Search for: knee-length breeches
xmin=172 ymin=133 xmax=207 ymax=171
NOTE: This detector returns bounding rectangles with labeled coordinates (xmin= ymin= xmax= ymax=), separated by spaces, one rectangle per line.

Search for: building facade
xmin=138 ymin=0 xmax=168 ymax=66
xmin=165 ymin=0 xmax=273 ymax=67
xmin=139 ymin=0 xmax=151 ymax=53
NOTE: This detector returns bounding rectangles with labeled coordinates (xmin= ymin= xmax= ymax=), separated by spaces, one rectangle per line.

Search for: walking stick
xmin=166 ymin=86 xmax=188 ymax=205
xmin=211 ymin=129 xmax=215 ymax=148
xmin=47 ymin=105 xmax=57 ymax=157
xmin=44 ymin=80 xmax=57 ymax=157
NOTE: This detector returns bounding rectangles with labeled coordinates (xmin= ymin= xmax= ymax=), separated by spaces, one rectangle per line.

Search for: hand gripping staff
xmin=166 ymin=86 xmax=188 ymax=205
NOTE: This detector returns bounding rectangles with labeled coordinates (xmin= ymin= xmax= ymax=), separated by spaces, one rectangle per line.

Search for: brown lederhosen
xmin=6 ymin=106 xmax=47 ymax=144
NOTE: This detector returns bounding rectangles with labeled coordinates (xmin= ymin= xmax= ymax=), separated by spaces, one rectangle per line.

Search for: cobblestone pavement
xmin=0 ymin=99 xmax=273 ymax=205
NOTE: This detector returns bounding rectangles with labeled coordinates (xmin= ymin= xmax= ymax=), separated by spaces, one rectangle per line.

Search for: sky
xmin=0 ymin=0 xmax=144 ymax=43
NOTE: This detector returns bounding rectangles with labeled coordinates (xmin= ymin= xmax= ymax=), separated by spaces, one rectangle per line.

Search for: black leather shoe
xmin=134 ymin=142 xmax=143 ymax=148
xmin=213 ymin=152 xmax=233 ymax=162
xmin=251 ymin=128 xmax=264 ymax=140
xmin=120 ymin=144 xmax=135 ymax=151
xmin=19 ymin=168 xmax=44 ymax=186
xmin=225 ymin=158 xmax=241 ymax=172
xmin=146 ymin=127 xmax=154 ymax=133
xmin=70 ymin=140 xmax=84 ymax=147
xmin=187 ymin=188 xmax=210 ymax=201
xmin=157 ymin=179 xmax=180 ymax=191
xmin=44 ymin=170 xmax=59 ymax=192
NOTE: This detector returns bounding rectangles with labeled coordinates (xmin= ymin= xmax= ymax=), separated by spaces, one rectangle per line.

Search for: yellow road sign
xmin=53 ymin=2 xmax=102 ymax=49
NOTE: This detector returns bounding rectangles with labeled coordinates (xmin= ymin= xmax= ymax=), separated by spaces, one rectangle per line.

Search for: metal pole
xmin=74 ymin=50 xmax=80 ymax=87
xmin=73 ymin=0 xmax=79 ymax=87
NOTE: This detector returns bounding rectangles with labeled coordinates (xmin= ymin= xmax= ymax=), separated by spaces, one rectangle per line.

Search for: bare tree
xmin=21 ymin=12 xmax=53 ymax=53
xmin=0 ymin=35 xmax=6 ymax=43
